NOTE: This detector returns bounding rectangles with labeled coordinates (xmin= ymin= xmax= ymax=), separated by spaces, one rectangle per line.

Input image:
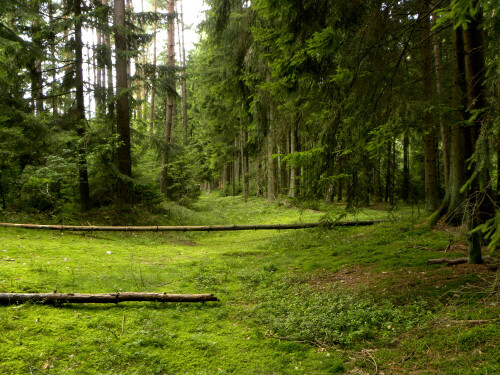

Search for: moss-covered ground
xmin=0 ymin=194 xmax=498 ymax=374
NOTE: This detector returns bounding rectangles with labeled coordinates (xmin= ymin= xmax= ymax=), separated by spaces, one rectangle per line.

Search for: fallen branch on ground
xmin=0 ymin=292 xmax=219 ymax=305
xmin=0 ymin=221 xmax=385 ymax=232
xmin=427 ymin=256 xmax=491 ymax=266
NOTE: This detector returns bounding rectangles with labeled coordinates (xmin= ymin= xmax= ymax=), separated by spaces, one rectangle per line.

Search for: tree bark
xmin=0 ymin=293 xmax=219 ymax=305
xmin=149 ymin=0 xmax=158 ymax=134
xmin=289 ymin=125 xmax=298 ymax=198
xmin=161 ymin=0 xmax=177 ymax=197
xmin=75 ymin=0 xmax=91 ymax=211
xmin=267 ymin=106 xmax=276 ymax=202
xmin=447 ymin=26 xmax=468 ymax=224
xmin=114 ymin=0 xmax=133 ymax=203
xmin=102 ymin=0 xmax=115 ymax=122
xmin=420 ymin=7 xmax=439 ymax=211
xmin=462 ymin=3 xmax=494 ymax=264
xmin=0 ymin=221 xmax=385 ymax=232
xmin=402 ymin=132 xmax=410 ymax=202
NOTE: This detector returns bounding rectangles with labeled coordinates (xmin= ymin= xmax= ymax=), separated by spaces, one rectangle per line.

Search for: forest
xmin=0 ymin=0 xmax=499 ymax=374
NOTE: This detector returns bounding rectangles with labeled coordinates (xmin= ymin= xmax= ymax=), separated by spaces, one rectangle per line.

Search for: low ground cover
xmin=0 ymin=194 xmax=498 ymax=374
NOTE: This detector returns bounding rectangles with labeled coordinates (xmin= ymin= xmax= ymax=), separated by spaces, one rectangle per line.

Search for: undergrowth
xmin=0 ymin=194 xmax=498 ymax=374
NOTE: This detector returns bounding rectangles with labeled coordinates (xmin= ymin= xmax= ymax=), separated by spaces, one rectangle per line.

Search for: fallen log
xmin=0 ymin=220 xmax=384 ymax=232
xmin=427 ymin=256 xmax=491 ymax=266
xmin=0 ymin=292 xmax=219 ymax=305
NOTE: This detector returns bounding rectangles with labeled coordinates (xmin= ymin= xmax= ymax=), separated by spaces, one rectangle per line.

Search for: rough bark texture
xmin=149 ymin=0 xmax=158 ymax=134
xmin=447 ymin=26 xmax=468 ymax=224
xmin=421 ymin=7 xmax=439 ymax=211
xmin=161 ymin=0 xmax=176 ymax=197
xmin=0 ymin=221 xmax=385 ymax=232
xmin=267 ymin=106 xmax=276 ymax=202
xmin=0 ymin=293 xmax=219 ymax=305
xmin=432 ymin=15 xmax=450 ymax=192
xmin=74 ymin=0 xmax=91 ymax=211
xmin=463 ymin=3 xmax=494 ymax=263
xmin=114 ymin=0 xmax=132 ymax=203
xmin=289 ymin=126 xmax=298 ymax=198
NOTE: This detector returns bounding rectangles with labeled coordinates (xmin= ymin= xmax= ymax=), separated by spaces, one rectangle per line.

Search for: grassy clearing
xmin=0 ymin=194 xmax=498 ymax=374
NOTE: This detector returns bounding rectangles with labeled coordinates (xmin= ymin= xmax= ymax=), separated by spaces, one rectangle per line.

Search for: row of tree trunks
xmin=0 ymin=293 xmax=219 ymax=305
xmin=0 ymin=221 xmax=384 ymax=232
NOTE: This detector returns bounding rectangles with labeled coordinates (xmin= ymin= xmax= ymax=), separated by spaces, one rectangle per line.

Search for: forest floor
xmin=0 ymin=194 xmax=499 ymax=374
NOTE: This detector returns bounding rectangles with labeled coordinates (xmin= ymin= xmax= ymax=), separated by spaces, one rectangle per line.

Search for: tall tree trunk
xmin=402 ymin=132 xmax=410 ymax=202
xmin=31 ymin=2 xmax=43 ymax=115
xmin=289 ymin=124 xmax=298 ymax=198
xmin=267 ymin=106 xmax=276 ymax=202
xmin=241 ymin=126 xmax=249 ymax=202
xmin=149 ymin=0 xmax=158 ymax=134
xmin=463 ymin=3 xmax=495 ymax=263
xmin=178 ymin=0 xmax=188 ymax=145
xmin=114 ymin=0 xmax=133 ymax=203
xmin=49 ymin=0 xmax=58 ymax=117
xmin=432 ymin=13 xmax=450 ymax=193
xmin=102 ymin=0 xmax=115 ymax=122
xmin=74 ymin=0 xmax=91 ymax=211
xmin=447 ymin=26 xmax=468 ymax=224
xmin=421 ymin=7 xmax=439 ymax=211
xmin=161 ymin=0 xmax=176 ymax=197
xmin=281 ymin=136 xmax=289 ymax=195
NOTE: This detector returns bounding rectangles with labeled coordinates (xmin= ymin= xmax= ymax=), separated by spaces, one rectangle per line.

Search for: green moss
xmin=0 ymin=194 xmax=498 ymax=374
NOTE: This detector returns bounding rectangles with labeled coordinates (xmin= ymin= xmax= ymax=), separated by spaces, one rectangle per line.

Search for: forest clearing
xmin=1 ymin=0 xmax=500 ymax=373
xmin=0 ymin=195 xmax=499 ymax=374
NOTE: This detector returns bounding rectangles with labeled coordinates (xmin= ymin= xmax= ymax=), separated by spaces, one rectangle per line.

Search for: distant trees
xmin=188 ymin=0 xmax=499 ymax=262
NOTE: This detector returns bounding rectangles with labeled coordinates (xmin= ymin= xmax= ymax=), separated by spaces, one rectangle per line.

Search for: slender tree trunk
xmin=447 ymin=26 xmax=468 ymax=224
xmin=385 ymin=141 xmax=391 ymax=203
xmin=402 ymin=132 xmax=410 ymax=202
xmin=114 ymin=0 xmax=133 ymax=203
xmin=102 ymin=0 xmax=115 ymax=122
xmin=149 ymin=0 xmax=158 ymax=134
xmin=74 ymin=0 xmax=91 ymax=211
xmin=279 ymin=137 xmax=288 ymax=195
xmin=178 ymin=0 xmax=188 ymax=145
xmin=267 ymin=106 xmax=276 ymax=202
xmin=161 ymin=0 xmax=177 ymax=197
xmin=432 ymin=13 xmax=450 ymax=193
xmin=421 ymin=7 xmax=439 ymax=211
xmin=49 ymin=1 xmax=58 ymax=116
xmin=497 ymin=54 xmax=500 ymax=205
xmin=241 ymin=126 xmax=249 ymax=202
xmin=289 ymin=125 xmax=298 ymax=198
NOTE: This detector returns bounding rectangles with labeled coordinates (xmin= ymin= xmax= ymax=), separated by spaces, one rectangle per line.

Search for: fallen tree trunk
xmin=0 ymin=292 xmax=219 ymax=305
xmin=0 ymin=221 xmax=384 ymax=232
xmin=427 ymin=256 xmax=490 ymax=266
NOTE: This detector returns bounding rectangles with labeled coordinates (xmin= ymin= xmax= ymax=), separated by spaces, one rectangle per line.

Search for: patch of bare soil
xmin=163 ymin=239 xmax=200 ymax=246
xmin=433 ymin=217 xmax=466 ymax=236
xmin=307 ymin=262 xmax=498 ymax=293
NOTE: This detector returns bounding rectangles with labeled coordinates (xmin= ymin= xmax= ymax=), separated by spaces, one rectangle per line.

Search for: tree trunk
xmin=402 ymin=132 xmax=410 ymax=202
xmin=447 ymin=26 xmax=468 ymax=224
xmin=463 ymin=3 xmax=495 ymax=263
xmin=75 ymin=0 xmax=91 ymax=211
xmin=114 ymin=0 xmax=133 ymax=203
xmin=179 ymin=0 xmax=188 ymax=145
xmin=421 ymin=7 xmax=439 ymax=211
xmin=149 ymin=0 xmax=158 ymax=134
xmin=241 ymin=127 xmax=249 ymax=202
xmin=0 ymin=293 xmax=218 ymax=305
xmin=432 ymin=13 xmax=450 ymax=193
xmin=267 ymin=106 xmax=276 ymax=202
xmin=102 ymin=0 xmax=115 ymax=122
xmin=161 ymin=0 xmax=177 ymax=197
xmin=0 ymin=221 xmax=385 ymax=232
xmin=289 ymin=125 xmax=298 ymax=198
